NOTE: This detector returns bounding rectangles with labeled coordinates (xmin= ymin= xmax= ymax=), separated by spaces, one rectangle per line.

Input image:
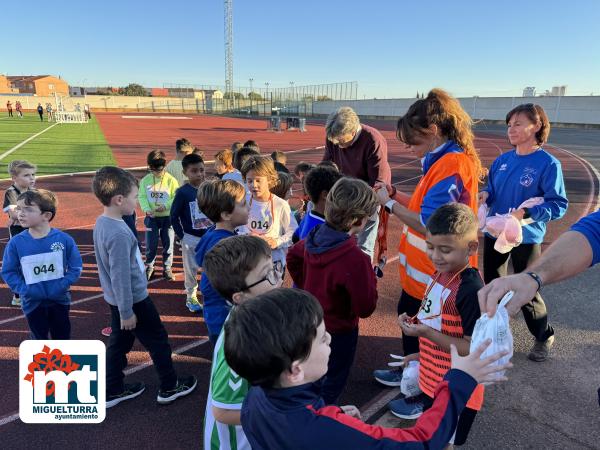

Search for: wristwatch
xmin=526 ymin=271 xmax=542 ymax=291
xmin=522 ymin=208 xmax=531 ymax=219
xmin=384 ymin=199 xmax=397 ymax=214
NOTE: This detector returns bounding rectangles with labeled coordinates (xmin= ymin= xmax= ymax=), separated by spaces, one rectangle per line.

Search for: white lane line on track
xmin=361 ymin=388 xmax=401 ymax=423
xmin=546 ymin=143 xmax=600 ymax=217
xmin=0 ymin=123 xmax=59 ymax=161
xmin=392 ymin=175 xmax=422 ymax=186
xmin=0 ymin=222 xmax=103 ymax=243
xmin=0 ymin=143 xmax=325 ymax=182
xmin=476 ymin=135 xmax=505 ymax=157
xmin=0 ymin=337 xmax=209 ymax=427
xmin=0 ymin=277 xmax=162 ymax=326
xmin=121 ymin=116 xmax=192 ymax=120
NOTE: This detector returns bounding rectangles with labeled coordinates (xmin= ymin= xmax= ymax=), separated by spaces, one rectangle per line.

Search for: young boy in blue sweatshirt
xmin=2 ymin=189 xmax=82 ymax=339
xmin=170 ymin=153 xmax=211 ymax=312
xmin=293 ymin=165 xmax=341 ymax=243
xmin=223 ymin=288 xmax=512 ymax=450
xmin=195 ymin=179 xmax=249 ymax=343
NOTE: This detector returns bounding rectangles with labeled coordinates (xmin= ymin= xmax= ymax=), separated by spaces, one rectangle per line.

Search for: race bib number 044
xmin=20 ymin=251 xmax=64 ymax=285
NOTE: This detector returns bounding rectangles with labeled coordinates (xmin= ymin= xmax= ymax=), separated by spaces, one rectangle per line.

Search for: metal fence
xmin=134 ymin=96 xmax=314 ymax=118
xmin=162 ymin=81 xmax=358 ymax=102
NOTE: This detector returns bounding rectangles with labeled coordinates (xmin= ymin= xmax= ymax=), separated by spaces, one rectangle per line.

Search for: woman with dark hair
xmin=479 ymin=103 xmax=567 ymax=362
xmin=373 ymin=88 xmax=483 ymax=381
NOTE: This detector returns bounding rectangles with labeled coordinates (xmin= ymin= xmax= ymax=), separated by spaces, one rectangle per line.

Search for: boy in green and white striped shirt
xmin=202 ymin=235 xmax=283 ymax=450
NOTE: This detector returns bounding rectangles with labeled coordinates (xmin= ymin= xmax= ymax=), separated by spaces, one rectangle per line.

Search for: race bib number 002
xmin=20 ymin=251 xmax=64 ymax=285
xmin=146 ymin=187 xmax=169 ymax=205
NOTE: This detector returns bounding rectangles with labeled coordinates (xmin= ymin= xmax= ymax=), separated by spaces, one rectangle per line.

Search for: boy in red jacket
xmin=287 ymin=177 xmax=378 ymax=404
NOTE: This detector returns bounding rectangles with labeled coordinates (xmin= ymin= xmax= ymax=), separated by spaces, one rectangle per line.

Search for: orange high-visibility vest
xmin=398 ymin=152 xmax=479 ymax=299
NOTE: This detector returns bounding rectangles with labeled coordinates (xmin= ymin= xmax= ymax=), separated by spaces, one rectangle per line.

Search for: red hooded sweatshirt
xmin=287 ymin=223 xmax=378 ymax=334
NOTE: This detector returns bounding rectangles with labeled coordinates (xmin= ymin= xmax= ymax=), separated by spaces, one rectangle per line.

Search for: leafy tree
xmin=118 ymin=83 xmax=147 ymax=96
xmin=316 ymin=95 xmax=332 ymax=101
xmin=224 ymin=92 xmax=245 ymax=100
xmin=248 ymin=91 xmax=263 ymax=100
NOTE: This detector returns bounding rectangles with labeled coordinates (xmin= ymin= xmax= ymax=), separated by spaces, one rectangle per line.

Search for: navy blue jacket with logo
xmin=241 ymin=369 xmax=477 ymax=449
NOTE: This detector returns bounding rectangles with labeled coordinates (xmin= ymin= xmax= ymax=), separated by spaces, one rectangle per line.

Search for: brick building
xmin=0 ymin=75 xmax=19 ymax=93
xmin=6 ymin=75 xmax=69 ymax=96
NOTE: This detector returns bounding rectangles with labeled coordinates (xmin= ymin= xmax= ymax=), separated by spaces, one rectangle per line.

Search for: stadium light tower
xmin=224 ymin=0 xmax=234 ymax=106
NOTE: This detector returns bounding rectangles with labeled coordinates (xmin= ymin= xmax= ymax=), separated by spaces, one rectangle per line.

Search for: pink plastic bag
xmin=482 ymin=197 xmax=544 ymax=253
xmin=493 ymin=215 xmax=522 ymax=253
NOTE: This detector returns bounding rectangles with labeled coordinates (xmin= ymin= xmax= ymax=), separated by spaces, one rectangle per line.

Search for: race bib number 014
xmin=20 ymin=251 xmax=64 ymax=285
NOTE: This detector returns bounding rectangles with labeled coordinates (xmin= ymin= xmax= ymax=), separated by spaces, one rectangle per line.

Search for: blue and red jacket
xmin=241 ymin=369 xmax=477 ymax=449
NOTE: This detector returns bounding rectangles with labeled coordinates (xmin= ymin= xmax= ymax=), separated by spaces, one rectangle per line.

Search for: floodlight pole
xmin=224 ymin=0 xmax=234 ymax=110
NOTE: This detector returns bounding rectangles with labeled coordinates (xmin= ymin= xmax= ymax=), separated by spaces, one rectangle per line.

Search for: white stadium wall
xmin=312 ymin=96 xmax=600 ymax=125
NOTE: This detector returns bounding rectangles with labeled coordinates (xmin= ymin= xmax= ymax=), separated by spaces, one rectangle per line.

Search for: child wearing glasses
xmin=390 ymin=203 xmax=483 ymax=449
xmin=241 ymin=155 xmax=297 ymax=268
xmin=202 ymin=235 xmax=282 ymax=450
xmin=287 ymin=177 xmax=379 ymax=405
xmin=195 ymin=179 xmax=250 ymax=344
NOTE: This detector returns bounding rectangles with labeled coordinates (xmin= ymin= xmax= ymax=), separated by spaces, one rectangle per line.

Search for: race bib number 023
xmin=20 ymin=251 xmax=64 ymax=285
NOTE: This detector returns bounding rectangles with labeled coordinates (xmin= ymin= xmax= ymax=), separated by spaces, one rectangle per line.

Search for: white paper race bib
xmin=248 ymin=202 xmax=272 ymax=235
xmin=20 ymin=251 xmax=64 ymax=285
xmin=417 ymin=281 xmax=451 ymax=331
xmin=146 ymin=186 xmax=169 ymax=205
xmin=189 ymin=201 xmax=212 ymax=230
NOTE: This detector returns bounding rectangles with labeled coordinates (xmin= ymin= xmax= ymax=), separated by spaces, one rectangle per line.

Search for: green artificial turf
xmin=0 ymin=113 xmax=115 ymax=177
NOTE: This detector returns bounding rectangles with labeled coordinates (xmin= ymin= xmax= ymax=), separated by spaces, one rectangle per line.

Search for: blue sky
xmin=1 ymin=0 xmax=599 ymax=98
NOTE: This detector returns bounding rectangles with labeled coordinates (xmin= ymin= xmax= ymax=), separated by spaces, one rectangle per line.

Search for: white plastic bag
xmin=469 ymin=291 xmax=514 ymax=384
xmin=400 ymin=361 xmax=422 ymax=398
xmin=477 ymin=203 xmax=489 ymax=230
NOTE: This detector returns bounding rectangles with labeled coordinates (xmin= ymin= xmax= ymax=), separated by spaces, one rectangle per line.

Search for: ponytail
xmin=397 ymin=88 xmax=484 ymax=181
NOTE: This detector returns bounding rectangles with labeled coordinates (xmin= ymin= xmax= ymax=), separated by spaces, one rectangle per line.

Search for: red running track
xmin=0 ymin=113 xmax=596 ymax=448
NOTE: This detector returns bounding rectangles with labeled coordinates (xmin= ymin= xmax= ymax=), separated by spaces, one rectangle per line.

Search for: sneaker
xmin=528 ymin=335 xmax=555 ymax=362
xmin=163 ymin=268 xmax=176 ymax=281
xmin=106 ymin=382 xmax=146 ymax=408
xmin=388 ymin=394 xmax=425 ymax=419
xmin=101 ymin=327 xmax=112 ymax=337
xmin=157 ymin=375 xmax=197 ymax=405
xmin=11 ymin=295 xmax=21 ymax=307
xmin=373 ymin=368 xmax=404 ymax=387
xmin=145 ymin=266 xmax=155 ymax=281
xmin=186 ymin=297 xmax=203 ymax=313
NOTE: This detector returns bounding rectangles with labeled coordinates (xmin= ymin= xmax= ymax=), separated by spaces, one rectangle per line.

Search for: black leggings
xmin=483 ymin=235 xmax=553 ymax=342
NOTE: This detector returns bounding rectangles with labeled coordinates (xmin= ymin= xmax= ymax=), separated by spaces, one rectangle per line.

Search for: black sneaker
xmin=145 ymin=266 xmax=155 ymax=281
xmin=163 ymin=268 xmax=176 ymax=281
xmin=157 ymin=375 xmax=197 ymax=405
xmin=106 ymin=382 xmax=146 ymax=408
